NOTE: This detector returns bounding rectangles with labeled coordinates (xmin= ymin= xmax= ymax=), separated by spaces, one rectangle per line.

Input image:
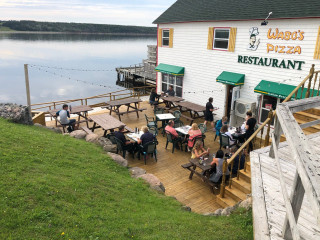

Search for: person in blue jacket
xmin=215 ymin=116 xmax=228 ymax=136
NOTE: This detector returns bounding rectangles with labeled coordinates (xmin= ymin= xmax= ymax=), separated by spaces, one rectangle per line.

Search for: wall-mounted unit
xmin=235 ymin=98 xmax=256 ymax=118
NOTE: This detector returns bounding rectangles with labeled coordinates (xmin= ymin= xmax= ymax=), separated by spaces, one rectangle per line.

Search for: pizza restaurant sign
xmin=267 ymin=28 xmax=304 ymax=54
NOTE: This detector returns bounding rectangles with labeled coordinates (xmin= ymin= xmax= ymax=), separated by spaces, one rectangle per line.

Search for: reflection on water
xmin=0 ymin=33 xmax=156 ymax=105
xmin=0 ymin=33 xmax=156 ymax=42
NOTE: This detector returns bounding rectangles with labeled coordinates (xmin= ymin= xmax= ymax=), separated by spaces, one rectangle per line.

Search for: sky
xmin=0 ymin=0 xmax=176 ymax=26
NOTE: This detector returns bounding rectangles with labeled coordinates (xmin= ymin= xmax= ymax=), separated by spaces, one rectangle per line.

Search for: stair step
xmin=294 ymin=111 xmax=320 ymax=122
xmin=225 ymin=186 xmax=248 ymax=202
xmin=231 ymin=178 xmax=251 ymax=194
xmin=239 ymin=170 xmax=251 ymax=183
xmin=295 ymin=119 xmax=320 ymax=133
xmin=216 ymin=194 xmax=238 ymax=208
xmin=304 ymin=108 xmax=320 ymax=116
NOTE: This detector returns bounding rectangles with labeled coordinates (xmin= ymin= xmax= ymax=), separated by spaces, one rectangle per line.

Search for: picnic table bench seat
xmin=81 ymin=126 xmax=94 ymax=134
xmin=115 ymin=108 xmax=147 ymax=116
xmin=168 ymin=110 xmax=195 ymax=124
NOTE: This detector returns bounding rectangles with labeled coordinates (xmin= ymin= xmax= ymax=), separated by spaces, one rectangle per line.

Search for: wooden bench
xmin=81 ymin=126 xmax=94 ymax=134
xmin=116 ymin=108 xmax=147 ymax=116
xmin=169 ymin=110 xmax=195 ymax=125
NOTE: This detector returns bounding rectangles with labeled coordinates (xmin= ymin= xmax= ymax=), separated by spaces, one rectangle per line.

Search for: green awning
xmin=254 ymin=80 xmax=319 ymax=99
xmin=155 ymin=63 xmax=184 ymax=76
xmin=216 ymin=71 xmax=245 ymax=86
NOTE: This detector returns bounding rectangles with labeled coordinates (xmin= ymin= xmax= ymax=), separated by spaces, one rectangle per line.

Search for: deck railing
xmin=220 ymin=64 xmax=320 ymax=198
xmin=31 ymin=85 xmax=154 ymax=113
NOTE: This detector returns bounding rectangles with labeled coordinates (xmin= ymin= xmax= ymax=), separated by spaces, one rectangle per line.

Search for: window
xmin=162 ymin=74 xmax=183 ymax=97
xmin=258 ymin=95 xmax=283 ymax=126
xmin=213 ymin=28 xmax=230 ymax=50
xmin=162 ymin=29 xmax=170 ymax=46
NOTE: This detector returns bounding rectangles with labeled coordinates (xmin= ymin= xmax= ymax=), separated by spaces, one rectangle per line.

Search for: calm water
xmin=0 ymin=33 xmax=156 ymax=105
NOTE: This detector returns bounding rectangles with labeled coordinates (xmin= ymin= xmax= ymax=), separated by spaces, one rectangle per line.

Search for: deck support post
xmin=283 ymin=172 xmax=305 ymax=239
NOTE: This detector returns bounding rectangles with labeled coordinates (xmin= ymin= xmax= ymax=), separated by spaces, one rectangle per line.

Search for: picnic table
xmin=48 ymin=105 xmax=92 ymax=130
xmin=104 ymin=98 xmax=145 ymax=121
xmin=182 ymin=154 xmax=216 ymax=192
xmin=229 ymin=127 xmax=246 ymax=143
xmin=160 ymin=96 xmax=184 ymax=109
xmin=175 ymin=101 xmax=217 ymax=121
xmin=89 ymin=113 xmax=133 ymax=136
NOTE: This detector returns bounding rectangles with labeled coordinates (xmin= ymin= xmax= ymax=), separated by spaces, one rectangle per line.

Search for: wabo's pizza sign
xmin=238 ymin=27 xmax=305 ymax=70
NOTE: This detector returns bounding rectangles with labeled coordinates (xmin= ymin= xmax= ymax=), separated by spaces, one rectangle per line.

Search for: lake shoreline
xmin=0 ymin=31 xmax=156 ymax=36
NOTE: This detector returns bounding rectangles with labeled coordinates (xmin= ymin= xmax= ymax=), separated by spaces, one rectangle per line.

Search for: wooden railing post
xmin=219 ymin=158 xmax=228 ymax=198
xmin=264 ymin=109 xmax=273 ymax=147
xmin=305 ymin=64 xmax=315 ymax=98
xmin=311 ymin=72 xmax=318 ymax=97
xmin=269 ymin=115 xmax=283 ymax=158
xmin=243 ymin=145 xmax=249 ymax=172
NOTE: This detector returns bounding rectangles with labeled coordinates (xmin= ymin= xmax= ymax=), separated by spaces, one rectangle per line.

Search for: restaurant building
xmin=153 ymin=0 xmax=320 ymax=127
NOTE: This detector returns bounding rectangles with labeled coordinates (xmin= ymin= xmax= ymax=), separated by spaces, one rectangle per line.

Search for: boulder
xmin=69 ymin=130 xmax=86 ymax=139
xmin=138 ymin=173 xmax=165 ymax=193
xmin=214 ymin=208 xmax=223 ymax=216
xmin=129 ymin=167 xmax=146 ymax=178
xmin=98 ymin=137 xmax=117 ymax=153
xmin=239 ymin=197 xmax=252 ymax=210
xmin=107 ymin=152 xmax=128 ymax=167
xmin=85 ymin=133 xmax=99 ymax=143
xmin=181 ymin=206 xmax=191 ymax=212
xmin=221 ymin=206 xmax=233 ymax=216
xmin=0 ymin=103 xmax=33 ymax=125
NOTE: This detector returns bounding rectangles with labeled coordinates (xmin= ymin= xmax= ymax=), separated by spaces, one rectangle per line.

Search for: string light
xmin=183 ymin=89 xmax=223 ymax=94
xmin=29 ymin=64 xmax=115 ymax=72
xmin=30 ymin=65 xmax=123 ymax=90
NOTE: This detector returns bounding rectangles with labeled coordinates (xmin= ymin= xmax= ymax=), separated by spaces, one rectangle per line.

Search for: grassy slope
xmin=0 ymin=118 xmax=253 ymax=240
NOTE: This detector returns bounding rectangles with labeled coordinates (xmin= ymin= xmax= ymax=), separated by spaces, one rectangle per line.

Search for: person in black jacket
xmin=245 ymin=110 xmax=257 ymax=152
xmin=149 ymin=88 xmax=160 ymax=105
xmin=204 ymin=97 xmax=214 ymax=129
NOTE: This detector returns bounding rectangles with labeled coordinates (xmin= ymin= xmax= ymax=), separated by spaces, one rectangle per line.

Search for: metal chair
xmin=173 ymin=110 xmax=184 ymax=127
xmin=220 ymin=133 xmax=236 ymax=150
xmin=198 ymin=123 xmax=207 ymax=134
xmin=138 ymin=140 xmax=158 ymax=165
xmin=165 ymin=131 xmax=182 ymax=153
xmin=154 ymin=107 xmax=164 ymax=115
xmin=145 ymin=114 xmax=157 ymax=128
xmin=148 ymin=126 xmax=158 ymax=137
xmin=114 ymin=137 xmax=135 ymax=159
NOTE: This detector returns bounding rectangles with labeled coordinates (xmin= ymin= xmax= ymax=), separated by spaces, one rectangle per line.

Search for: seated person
xmin=55 ymin=104 xmax=77 ymax=132
xmin=149 ymin=88 xmax=160 ymax=105
xmin=187 ymin=123 xmax=202 ymax=149
xmin=220 ymin=125 xmax=236 ymax=146
xmin=228 ymin=146 xmax=246 ymax=176
xmin=137 ymin=126 xmax=155 ymax=146
xmin=215 ymin=116 xmax=228 ymax=136
xmin=209 ymin=149 xmax=230 ymax=183
xmin=114 ymin=125 xmax=136 ymax=152
xmin=191 ymin=140 xmax=210 ymax=159
xmin=165 ymin=120 xmax=183 ymax=148
xmin=165 ymin=85 xmax=175 ymax=96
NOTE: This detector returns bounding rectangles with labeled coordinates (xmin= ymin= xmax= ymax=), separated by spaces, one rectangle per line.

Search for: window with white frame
xmin=258 ymin=95 xmax=283 ymax=126
xmin=162 ymin=29 xmax=170 ymax=46
xmin=162 ymin=73 xmax=183 ymax=97
xmin=213 ymin=28 xmax=230 ymax=50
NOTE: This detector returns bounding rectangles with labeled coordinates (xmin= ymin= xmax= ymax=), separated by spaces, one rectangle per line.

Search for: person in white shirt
xmin=55 ymin=104 xmax=77 ymax=132
xmin=220 ymin=125 xmax=236 ymax=146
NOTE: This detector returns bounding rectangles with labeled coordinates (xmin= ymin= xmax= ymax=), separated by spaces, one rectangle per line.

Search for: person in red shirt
xmin=165 ymin=120 xmax=184 ymax=149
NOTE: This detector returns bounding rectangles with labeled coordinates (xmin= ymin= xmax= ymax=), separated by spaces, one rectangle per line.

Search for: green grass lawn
xmin=0 ymin=118 xmax=253 ymax=239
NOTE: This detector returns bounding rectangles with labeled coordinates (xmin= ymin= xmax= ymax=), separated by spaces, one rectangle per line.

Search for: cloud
xmin=0 ymin=0 xmax=176 ymax=26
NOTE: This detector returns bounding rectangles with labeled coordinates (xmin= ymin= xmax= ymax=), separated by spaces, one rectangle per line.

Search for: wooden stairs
xmin=215 ymin=108 xmax=320 ymax=208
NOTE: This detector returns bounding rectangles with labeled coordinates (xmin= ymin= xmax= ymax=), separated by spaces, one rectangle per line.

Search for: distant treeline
xmin=0 ymin=20 xmax=157 ymax=35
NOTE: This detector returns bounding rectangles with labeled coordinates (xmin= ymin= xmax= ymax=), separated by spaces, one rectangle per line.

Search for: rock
xmin=181 ymin=206 xmax=191 ymax=212
xmin=214 ymin=208 xmax=223 ymax=216
xmin=85 ymin=133 xmax=99 ymax=143
xmin=203 ymin=212 xmax=215 ymax=216
xmin=69 ymin=130 xmax=86 ymax=139
xmin=239 ymin=197 xmax=252 ymax=210
xmin=0 ymin=103 xmax=33 ymax=125
xmin=98 ymin=137 xmax=117 ymax=153
xmin=129 ymin=167 xmax=146 ymax=178
xmin=107 ymin=152 xmax=128 ymax=167
xmin=221 ymin=206 xmax=233 ymax=216
xmin=138 ymin=173 xmax=165 ymax=193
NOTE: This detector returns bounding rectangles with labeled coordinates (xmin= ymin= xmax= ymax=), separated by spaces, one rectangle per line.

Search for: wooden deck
xmin=251 ymin=132 xmax=320 ymax=239
xmin=47 ymin=101 xmax=223 ymax=214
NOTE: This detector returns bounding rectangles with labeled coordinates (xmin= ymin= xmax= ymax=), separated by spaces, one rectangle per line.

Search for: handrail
xmin=220 ymin=64 xmax=319 ymax=198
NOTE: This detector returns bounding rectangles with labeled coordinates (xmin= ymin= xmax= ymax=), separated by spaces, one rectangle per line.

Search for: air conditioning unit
xmin=235 ymin=98 xmax=256 ymax=118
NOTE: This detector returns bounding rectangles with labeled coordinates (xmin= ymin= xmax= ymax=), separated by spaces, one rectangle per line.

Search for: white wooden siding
xmin=157 ymin=19 xmax=320 ymax=119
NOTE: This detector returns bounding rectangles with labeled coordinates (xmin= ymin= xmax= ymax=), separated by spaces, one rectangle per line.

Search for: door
xmin=229 ymin=86 xmax=241 ymax=126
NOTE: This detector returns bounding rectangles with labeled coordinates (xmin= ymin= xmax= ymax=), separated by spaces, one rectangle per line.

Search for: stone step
xmin=231 ymin=177 xmax=251 ymax=194
xmin=238 ymin=170 xmax=251 ymax=183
